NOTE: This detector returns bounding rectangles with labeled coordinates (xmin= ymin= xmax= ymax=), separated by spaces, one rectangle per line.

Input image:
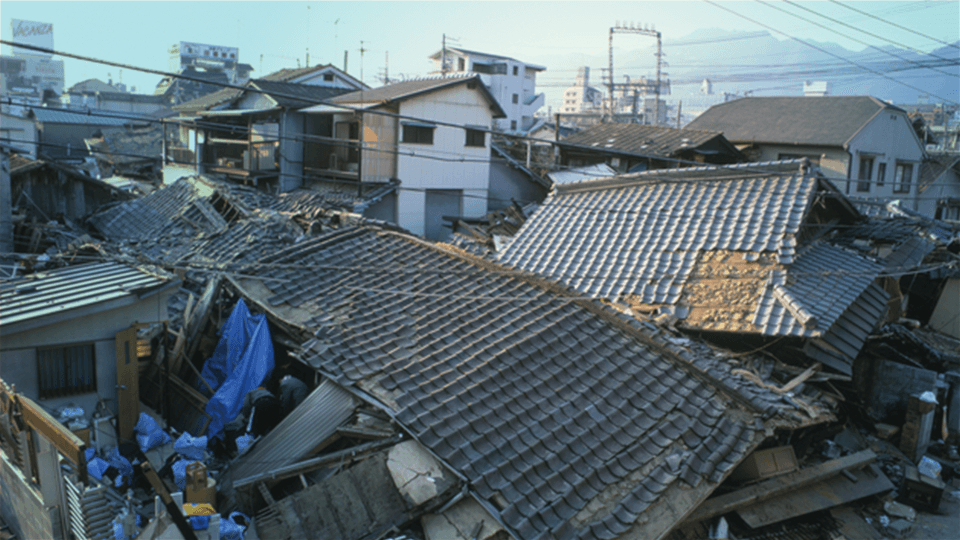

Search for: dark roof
xmin=172 ymin=87 xmax=242 ymax=112
xmin=328 ymin=75 xmax=507 ymax=118
xmin=29 ymin=108 xmax=147 ymax=127
xmin=498 ymin=161 xmax=882 ymax=372
xmin=261 ymin=64 xmax=331 ymax=82
xmin=236 ymin=227 xmax=769 ymax=540
xmin=560 ymin=123 xmax=734 ymax=159
xmin=685 ymin=96 xmax=900 ymax=147
xmin=247 ymin=79 xmax=353 ymax=108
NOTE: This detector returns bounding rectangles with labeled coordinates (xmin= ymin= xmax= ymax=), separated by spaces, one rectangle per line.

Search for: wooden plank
xmin=16 ymin=394 xmax=87 ymax=483
xmin=831 ymin=506 xmax=882 ymax=540
xmin=737 ymin=463 xmax=893 ymax=527
xmin=684 ymin=449 xmax=876 ymax=523
xmin=780 ymin=362 xmax=820 ymax=393
xmin=115 ymin=326 xmax=140 ymax=443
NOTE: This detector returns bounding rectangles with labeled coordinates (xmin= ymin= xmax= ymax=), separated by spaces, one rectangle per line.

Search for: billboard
xmin=177 ymin=42 xmax=238 ymax=62
xmin=10 ymin=19 xmax=54 ymax=57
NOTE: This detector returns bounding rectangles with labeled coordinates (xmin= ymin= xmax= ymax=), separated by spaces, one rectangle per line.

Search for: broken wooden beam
xmin=684 ymin=449 xmax=877 ymax=523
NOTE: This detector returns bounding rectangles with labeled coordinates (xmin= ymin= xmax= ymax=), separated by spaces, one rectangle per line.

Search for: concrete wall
xmin=1 ymin=452 xmax=55 ymax=540
xmin=866 ymin=358 xmax=938 ymax=424
xmin=0 ymin=292 xmax=171 ymax=419
xmin=395 ymin=86 xmax=492 ymax=237
xmin=0 ymin=114 xmax=37 ymax=158
xmin=929 ymin=278 xmax=959 ymax=339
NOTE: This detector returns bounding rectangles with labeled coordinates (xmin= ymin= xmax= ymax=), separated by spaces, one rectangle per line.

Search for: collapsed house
xmin=1 ymin=156 xmax=958 ymax=540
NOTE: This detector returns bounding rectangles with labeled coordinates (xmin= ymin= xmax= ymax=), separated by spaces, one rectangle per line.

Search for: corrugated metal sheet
xmin=0 ymin=262 xmax=173 ymax=329
xmin=547 ymin=163 xmax=617 ymax=185
xmin=226 ymin=380 xmax=355 ymax=483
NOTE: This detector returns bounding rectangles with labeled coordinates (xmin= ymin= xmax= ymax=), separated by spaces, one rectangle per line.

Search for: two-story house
xmin=301 ymin=74 xmax=506 ymax=240
xmin=686 ymin=96 xmax=927 ymax=211
xmin=428 ymin=47 xmax=544 ymax=133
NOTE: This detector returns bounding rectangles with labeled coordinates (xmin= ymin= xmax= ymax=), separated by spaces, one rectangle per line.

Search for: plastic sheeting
xmin=134 ymin=413 xmax=171 ymax=452
xmin=174 ymin=432 xmax=208 ymax=460
xmin=200 ymin=299 xmax=275 ymax=440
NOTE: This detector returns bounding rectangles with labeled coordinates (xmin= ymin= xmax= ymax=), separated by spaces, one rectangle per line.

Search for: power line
xmin=702 ymin=0 xmax=959 ymax=105
xmin=827 ymin=0 xmax=960 ymax=51
xmin=778 ymin=0 xmax=957 ymax=63
xmin=756 ymin=0 xmax=957 ymax=77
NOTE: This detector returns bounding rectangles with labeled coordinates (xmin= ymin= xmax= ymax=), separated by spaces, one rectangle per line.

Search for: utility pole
xmin=608 ymin=22 xmax=665 ymax=126
xmin=441 ymin=34 xmax=447 ymax=76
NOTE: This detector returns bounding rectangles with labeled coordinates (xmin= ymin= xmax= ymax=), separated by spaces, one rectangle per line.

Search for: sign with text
xmin=11 ymin=19 xmax=54 ymax=57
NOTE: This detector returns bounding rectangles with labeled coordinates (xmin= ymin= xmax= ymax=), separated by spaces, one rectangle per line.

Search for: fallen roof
xmin=0 ymin=262 xmax=176 ymax=332
xmin=547 ymin=163 xmax=617 ymax=186
xmin=498 ymin=161 xmax=883 ymax=372
xmin=233 ymin=226 xmax=769 ymax=540
xmin=684 ymin=96 xmax=899 ymax=147
xmin=559 ymin=123 xmax=734 ymax=160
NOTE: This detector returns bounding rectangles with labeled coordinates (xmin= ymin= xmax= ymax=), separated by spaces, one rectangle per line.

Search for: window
xmin=857 ymin=156 xmax=873 ymax=192
xmin=512 ymin=93 xmax=519 ymax=104
xmin=465 ymin=128 xmax=485 ymax=147
xmin=458 ymin=58 xmax=465 ymax=71
xmin=513 ymin=66 xmax=519 ymax=76
xmin=510 ymin=120 xmax=517 ymax=130
xmin=402 ymin=124 xmax=434 ymax=144
xmin=894 ymin=163 xmax=913 ymax=193
xmin=877 ymin=162 xmax=886 ymax=187
xmin=37 ymin=344 xmax=97 ymax=399
xmin=323 ymin=73 xmax=334 ymax=82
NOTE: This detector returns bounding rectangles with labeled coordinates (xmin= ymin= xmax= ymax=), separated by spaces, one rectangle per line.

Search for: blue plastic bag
xmin=134 ymin=412 xmax=171 ymax=452
xmin=220 ymin=511 xmax=249 ymax=540
xmin=87 ymin=457 xmax=110 ymax=481
xmin=189 ymin=515 xmax=210 ymax=530
xmin=202 ymin=299 xmax=275 ymax=440
xmin=235 ymin=434 xmax=255 ymax=454
xmin=174 ymin=432 xmax=208 ymax=461
xmin=171 ymin=459 xmax=197 ymax=492
xmin=108 ymin=447 xmax=134 ymax=477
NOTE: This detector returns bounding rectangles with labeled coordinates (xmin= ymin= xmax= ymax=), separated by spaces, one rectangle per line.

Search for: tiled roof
xmin=560 ymin=123 xmax=728 ymax=159
xmin=172 ymin=87 xmax=242 ymax=112
xmin=805 ymin=281 xmax=890 ymax=374
xmin=29 ymin=108 xmax=147 ymax=126
xmin=325 ymin=75 xmax=506 ymax=118
xmin=684 ymin=96 xmax=898 ymax=147
xmin=499 ymin=165 xmax=818 ymax=304
xmin=497 ymin=163 xmax=886 ymax=355
xmin=242 ymin=228 xmax=765 ymax=540
xmin=0 ymin=262 xmax=175 ymax=329
xmin=247 ymin=80 xmax=353 ymax=108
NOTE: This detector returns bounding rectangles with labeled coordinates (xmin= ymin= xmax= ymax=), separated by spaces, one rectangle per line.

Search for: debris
xmin=900 ymin=463 xmax=946 ymax=512
xmin=900 ymin=393 xmax=939 ymax=461
xmin=729 ymin=445 xmax=798 ymax=482
xmin=918 ymin=455 xmax=943 ymax=479
xmin=135 ymin=412 xmax=172 ymax=453
xmin=883 ymin=500 xmax=917 ymax=521
xmin=875 ymin=423 xmax=900 ymax=440
xmin=886 ymin=518 xmax=914 ymax=538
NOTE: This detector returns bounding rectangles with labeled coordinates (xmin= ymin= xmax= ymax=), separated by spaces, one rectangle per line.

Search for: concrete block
xmin=386 ymin=440 xmax=453 ymax=506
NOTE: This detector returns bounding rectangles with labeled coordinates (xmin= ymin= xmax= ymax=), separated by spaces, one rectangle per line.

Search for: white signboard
xmin=178 ymin=42 xmax=238 ymax=62
xmin=11 ymin=19 xmax=54 ymax=57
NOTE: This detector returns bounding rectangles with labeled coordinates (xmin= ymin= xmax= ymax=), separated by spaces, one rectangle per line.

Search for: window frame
xmin=401 ymin=123 xmax=435 ymax=145
xmin=512 ymin=93 xmax=519 ymax=104
xmin=465 ymin=128 xmax=486 ymax=148
xmin=876 ymin=162 xmax=886 ymax=187
xmin=893 ymin=162 xmax=913 ymax=194
xmin=37 ymin=343 xmax=97 ymax=399
xmin=857 ymin=156 xmax=874 ymax=193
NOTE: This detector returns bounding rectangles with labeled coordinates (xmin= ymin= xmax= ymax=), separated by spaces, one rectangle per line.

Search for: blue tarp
xmin=200 ymin=299 xmax=274 ymax=440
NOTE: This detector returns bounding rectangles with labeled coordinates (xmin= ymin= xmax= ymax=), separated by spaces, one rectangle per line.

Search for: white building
xmin=427 ymin=47 xmax=544 ymax=133
xmin=304 ymin=75 xmax=507 ymax=239
xmin=560 ymin=67 xmax=603 ymax=115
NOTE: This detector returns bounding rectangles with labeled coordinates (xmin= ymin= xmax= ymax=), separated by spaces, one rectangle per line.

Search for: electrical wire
xmin=827 ymin=0 xmax=960 ymax=51
xmin=701 ymin=0 xmax=959 ymax=105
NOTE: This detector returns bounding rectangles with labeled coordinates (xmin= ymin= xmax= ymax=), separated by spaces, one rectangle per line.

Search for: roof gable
xmin=325 ymin=75 xmax=506 ymax=118
xmin=685 ymin=96 xmax=896 ymax=147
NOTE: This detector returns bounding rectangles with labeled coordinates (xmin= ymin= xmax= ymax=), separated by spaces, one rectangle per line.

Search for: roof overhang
xmin=199 ymin=107 xmax=281 ymax=117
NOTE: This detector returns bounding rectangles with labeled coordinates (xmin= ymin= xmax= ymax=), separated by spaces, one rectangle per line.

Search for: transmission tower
xmin=608 ymin=22 xmax=666 ymax=125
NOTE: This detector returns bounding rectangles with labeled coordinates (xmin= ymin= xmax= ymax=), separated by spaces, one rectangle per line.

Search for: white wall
xmin=394 ymin=85 xmax=492 ymax=237
xmin=845 ymin=110 xmax=926 ymax=207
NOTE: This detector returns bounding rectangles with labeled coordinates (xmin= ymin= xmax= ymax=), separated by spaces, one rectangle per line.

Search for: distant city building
xmin=560 ymin=67 xmax=603 ymax=115
xmin=428 ymin=47 xmax=545 ymax=132
xmin=154 ymin=41 xmax=254 ymax=106
xmin=803 ymin=81 xmax=829 ymax=97
xmin=1 ymin=19 xmax=64 ymax=116
xmin=700 ymin=78 xmax=713 ymax=95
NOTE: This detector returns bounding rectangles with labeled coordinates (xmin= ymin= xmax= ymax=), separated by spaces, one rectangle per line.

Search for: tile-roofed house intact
xmin=684 ymin=96 xmax=897 ymax=147
xmin=231 ymin=227 xmax=770 ymax=540
xmin=498 ymin=161 xmax=886 ymax=374
xmin=246 ymin=79 xmax=354 ymax=109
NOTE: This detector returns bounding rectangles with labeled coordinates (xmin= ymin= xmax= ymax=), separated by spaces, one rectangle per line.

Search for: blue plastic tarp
xmin=201 ymin=299 xmax=274 ymax=440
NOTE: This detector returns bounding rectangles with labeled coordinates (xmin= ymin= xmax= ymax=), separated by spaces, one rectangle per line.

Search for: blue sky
xmin=3 ymin=1 xmax=958 ymax=108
